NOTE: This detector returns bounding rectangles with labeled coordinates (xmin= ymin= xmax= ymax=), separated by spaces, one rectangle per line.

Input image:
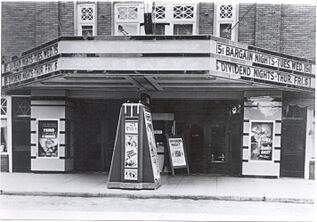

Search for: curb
xmin=0 ymin=190 xmax=314 ymax=204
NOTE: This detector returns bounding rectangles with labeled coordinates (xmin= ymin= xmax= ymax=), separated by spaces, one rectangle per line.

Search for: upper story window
xmin=76 ymin=3 xmax=97 ymax=36
xmin=114 ymin=2 xmax=197 ymax=36
xmin=114 ymin=3 xmax=144 ymax=36
xmin=153 ymin=3 xmax=196 ymax=35
xmin=214 ymin=4 xmax=238 ymax=41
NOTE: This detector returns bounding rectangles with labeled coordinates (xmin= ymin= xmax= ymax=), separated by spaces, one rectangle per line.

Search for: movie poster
xmin=125 ymin=121 xmax=138 ymax=134
xmin=38 ymin=120 xmax=59 ymax=157
xmin=168 ymin=138 xmax=186 ymax=167
xmin=144 ymin=110 xmax=160 ymax=181
xmin=250 ymin=121 xmax=274 ymax=161
xmin=124 ymin=169 xmax=138 ymax=180
xmin=124 ymin=135 xmax=138 ymax=168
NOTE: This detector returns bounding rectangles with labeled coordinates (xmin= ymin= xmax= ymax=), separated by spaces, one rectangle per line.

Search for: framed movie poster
xmin=124 ymin=169 xmax=138 ymax=180
xmin=38 ymin=120 xmax=59 ymax=158
xmin=249 ymin=121 xmax=274 ymax=161
xmin=124 ymin=135 xmax=138 ymax=168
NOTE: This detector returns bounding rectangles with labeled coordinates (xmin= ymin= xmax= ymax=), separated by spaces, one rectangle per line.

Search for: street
xmin=0 ymin=195 xmax=315 ymax=221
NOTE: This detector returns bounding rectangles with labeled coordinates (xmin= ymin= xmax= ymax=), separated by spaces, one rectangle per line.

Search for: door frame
xmin=280 ymin=117 xmax=306 ymax=177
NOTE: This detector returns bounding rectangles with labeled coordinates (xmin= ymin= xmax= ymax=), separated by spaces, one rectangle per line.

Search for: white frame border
xmin=36 ymin=118 xmax=60 ymax=159
xmin=249 ymin=120 xmax=275 ymax=162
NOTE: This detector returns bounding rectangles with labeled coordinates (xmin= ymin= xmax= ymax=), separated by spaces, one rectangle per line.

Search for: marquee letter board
xmin=107 ymin=102 xmax=161 ymax=190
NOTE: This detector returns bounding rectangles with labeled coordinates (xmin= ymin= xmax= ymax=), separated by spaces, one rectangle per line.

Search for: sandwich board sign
xmin=167 ymin=136 xmax=190 ymax=176
xmin=107 ymin=102 xmax=161 ymax=190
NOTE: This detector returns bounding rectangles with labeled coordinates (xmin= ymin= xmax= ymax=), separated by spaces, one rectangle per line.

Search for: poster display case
xmin=38 ymin=120 xmax=59 ymax=158
xmin=249 ymin=121 xmax=274 ymax=161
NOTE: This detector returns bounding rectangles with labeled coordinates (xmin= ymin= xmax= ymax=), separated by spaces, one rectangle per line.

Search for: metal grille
xmin=219 ymin=5 xmax=233 ymax=18
xmin=173 ymin=6 xmax=194 ymax=19
xmin=118 ymin=6 xmax=138 ymax=20
xmin=15 ymin=99 xmax=30 ymax=116
xmin=81 ymin=7 xmax=94 ymax=21
xmin=1 ymin=98 xmax=7 ymax=115
xmin=154 ymin=6 xmax=166 ymax=19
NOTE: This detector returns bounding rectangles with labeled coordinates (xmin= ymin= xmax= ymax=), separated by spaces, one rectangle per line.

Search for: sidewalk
xmin=0 ymin=172 xmax=315 ymax=204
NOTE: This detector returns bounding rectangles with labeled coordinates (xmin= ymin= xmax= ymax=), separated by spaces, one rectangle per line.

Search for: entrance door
xmin=206 ymin=116 xmax=242 ymax=175
xmin=207 ymin=122 xmax=229 ymax=174
xmin=74 ymin=100 xmax=108 ymax=172
xmin=12 ymin=97 xmax=31 ymax=172
xmin=281 ymin=119 xmax=306 ymax=177
xmin=189 ymin=124 xmax=205 ymax=173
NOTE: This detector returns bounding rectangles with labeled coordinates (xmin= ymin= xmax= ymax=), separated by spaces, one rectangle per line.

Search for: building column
xmin=305 ymin=107 xmax=315 ymax=179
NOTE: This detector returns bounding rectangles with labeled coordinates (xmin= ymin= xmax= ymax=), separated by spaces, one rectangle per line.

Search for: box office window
xmin=76 ymin=3 xmax=96 ymax=36
xmin=214 ymin=4 xmax=238 ymax=41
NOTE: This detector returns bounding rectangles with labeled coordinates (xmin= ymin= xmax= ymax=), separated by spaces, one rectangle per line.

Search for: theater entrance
xmin=185 ymin=101 xmax=242 ymax=175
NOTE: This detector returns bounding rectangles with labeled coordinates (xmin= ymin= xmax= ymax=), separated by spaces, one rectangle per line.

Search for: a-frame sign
xmin=167 ymin=136 xmax=190 ymax=176
xmin=107 ymin=102 xmax=161 ymax=190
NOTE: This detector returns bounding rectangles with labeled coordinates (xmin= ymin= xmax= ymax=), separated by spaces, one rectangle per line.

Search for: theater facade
xmin=1 ymin=2 xmax=315 ymax=179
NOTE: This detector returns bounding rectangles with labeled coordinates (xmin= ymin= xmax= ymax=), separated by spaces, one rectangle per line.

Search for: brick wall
xmin=97 ymin=2 xmax=112 ymax=35
xmin=1 ymin=2 xmax=36 ymax=61
xmin=238 ymin=4 xmax=256 ymax=46
xmin=280 ymin=5 xmax=316 ymax=60
xmin=59 ymin=1 xmax=74 ymax=36
xmin=198 ymin=2 xmax=214 ymax=35
xmin=255 ymin=4 xmax=282 ymax=52
xmin=35 ymin=2 xmax=59 ymax=46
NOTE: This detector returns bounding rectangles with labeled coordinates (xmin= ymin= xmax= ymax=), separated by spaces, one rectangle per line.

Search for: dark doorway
xmin=12 ymin=97 xmax=31 ymax=172
xmin=189 ymin=124 xmax=205 ymax=173
xmin=74 ymin=100 xmax=107 ymax=172
xmin=74 ymin=100 xmax=121 ymax=172
xmin=281 ymin=119 xmax=306 ymax=177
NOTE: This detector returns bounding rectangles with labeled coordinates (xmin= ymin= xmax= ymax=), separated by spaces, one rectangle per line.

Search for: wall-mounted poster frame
xmin=124 ymin=119 xmax=139 ymax=181
xmin=249 ymin=120 xmax=275 ymax=162
xmin=167 ymin=136 xmax=190 ymax=176
xmin=37 ymin=119 xmax=59 ymax=158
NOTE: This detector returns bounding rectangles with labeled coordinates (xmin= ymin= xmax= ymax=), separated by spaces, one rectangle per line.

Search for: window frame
xmin=75 ymin=3 xmax=97 ymax=36
xmin=214 ymin=4 xmax=239 ymax=41
xmin=113 ymin=2 xmax=145 ymax=36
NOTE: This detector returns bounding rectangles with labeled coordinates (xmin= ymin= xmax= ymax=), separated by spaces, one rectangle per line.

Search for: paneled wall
xmin=30 ymin=97 xmax=74 ymax=171
xmin=242 ymin=91 xmax=282 ymax=177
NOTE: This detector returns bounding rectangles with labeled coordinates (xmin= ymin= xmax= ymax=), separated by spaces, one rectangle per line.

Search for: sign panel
xmin=124 ymin=120 xmax=139 ymax=180
xmin=3 ymin=43 xmax=58 ymax=73
xmin=38 ymin=120 xmax=59 ymax=158
xmin=216 ymin=43 xmax=313 ymax=74
xmin=124 ymin=169 xmax=138 ymax=180
xmin=216 ymin=60 xmax=314 ymax=89
xmin=250 ymin=121 xmax=274 ymax=161
xmin=168 ymin=138 xmax=186 ymax=167
xmin=144 ymin=110 xmax=160 ymax=181
xmin=124 ymin=134 xmax=138 ymax=168
xmin=2 ymin=60 xmax=58 ymax=87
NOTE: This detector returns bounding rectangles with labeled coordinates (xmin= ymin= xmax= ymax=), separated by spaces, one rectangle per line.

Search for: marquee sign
xmin=3 ymin=43 xmax=58 ymax=73
xmin=216 ymin=60 xmax=315 ymax=89
xmin=2 ymin=60 xmax=58 ymax=87
xmin=216 ymin=43 xmax=313 ymax=75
